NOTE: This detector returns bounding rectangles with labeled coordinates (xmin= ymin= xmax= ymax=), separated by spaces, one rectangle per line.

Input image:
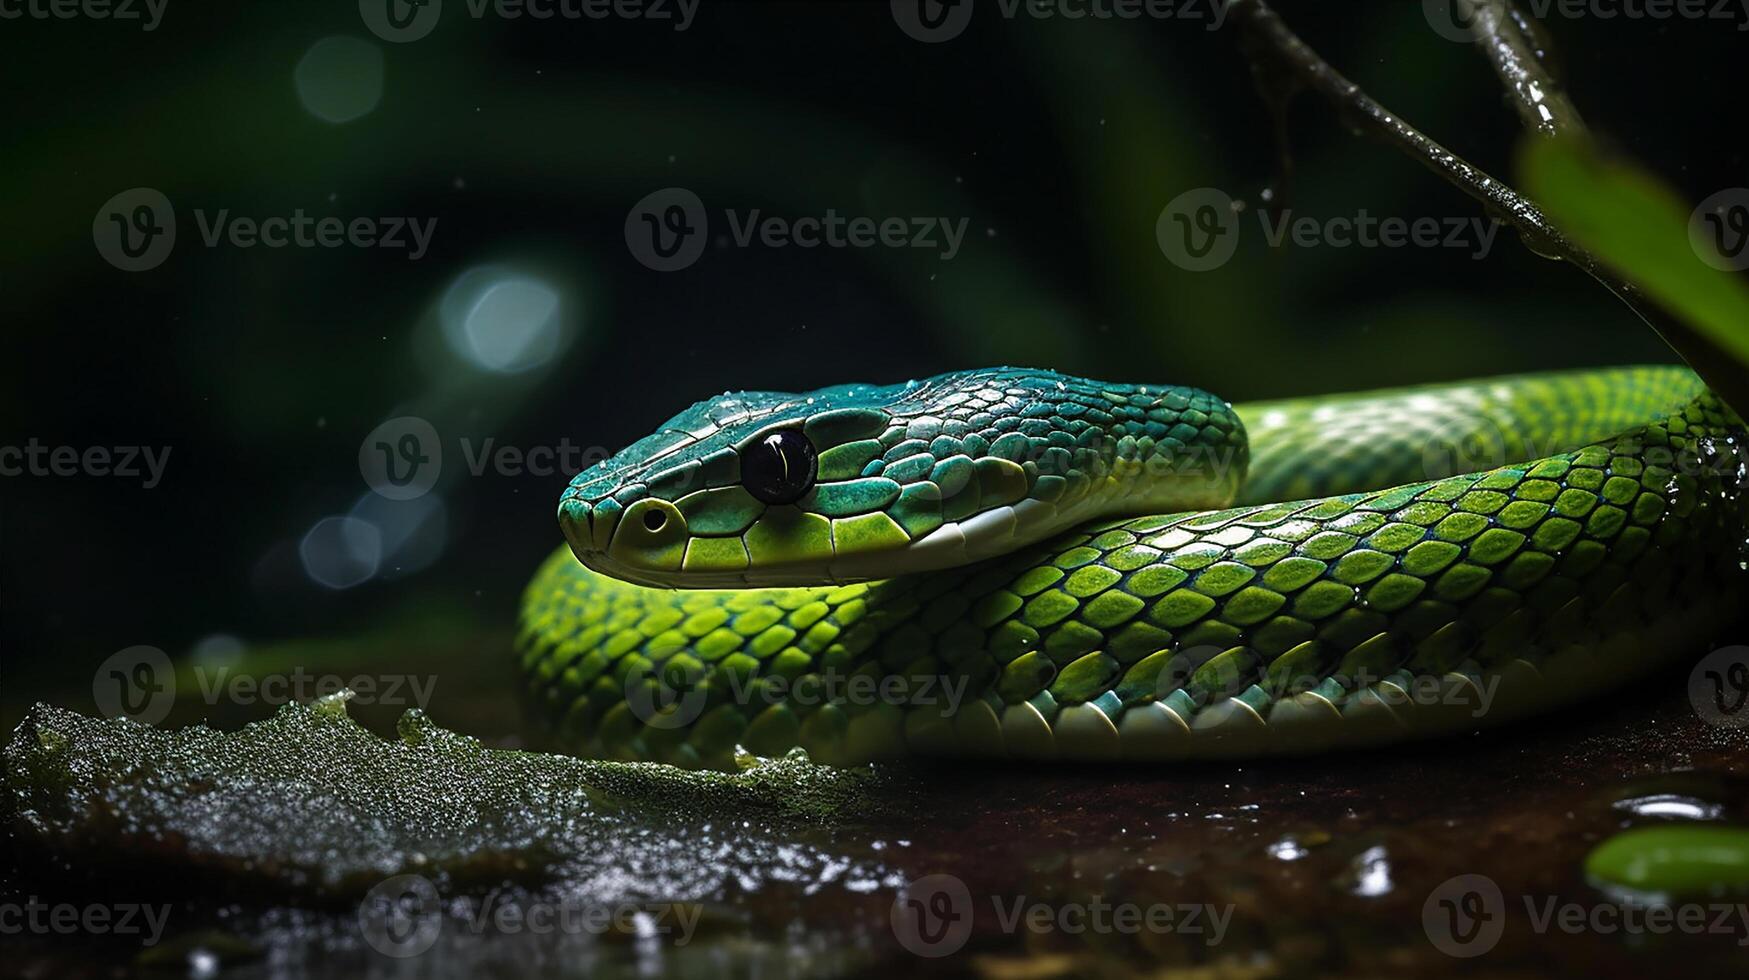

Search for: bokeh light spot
xmin=299 ymin=515 xmax=382 ymax=589
xmin=439 ymin=266 xmax=569 ymax=373
xmin=294 ymin=35 xmax=384 ymax=124
xmin=348 ymin=492 xmax=448 ymax=578
xmin=190 ymin=634 xmax=246 ymax=668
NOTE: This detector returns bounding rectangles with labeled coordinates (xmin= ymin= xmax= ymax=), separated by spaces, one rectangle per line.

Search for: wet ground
xmin=5 ymin=627 xmax=1749 ymax=979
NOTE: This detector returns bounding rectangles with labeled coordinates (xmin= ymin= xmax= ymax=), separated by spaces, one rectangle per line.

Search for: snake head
xmin=559 ymin=368 xmax=1247 ymax=588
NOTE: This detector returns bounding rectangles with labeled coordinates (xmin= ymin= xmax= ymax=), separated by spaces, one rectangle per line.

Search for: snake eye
xmin=742 ymin=429 xmax=817 ymax=505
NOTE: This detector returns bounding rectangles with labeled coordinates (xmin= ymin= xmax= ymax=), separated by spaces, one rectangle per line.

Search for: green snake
xmin=515 ymin=366 xmax=1748 ymax=768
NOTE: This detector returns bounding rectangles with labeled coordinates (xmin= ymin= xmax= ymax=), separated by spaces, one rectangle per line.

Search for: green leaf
xmin=1519 ymin=136 xmax=1749 ymax=370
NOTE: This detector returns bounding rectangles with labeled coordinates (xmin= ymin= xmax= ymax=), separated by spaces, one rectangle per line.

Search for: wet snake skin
xmin=517 ymin=366 xmax=1748 ymax=768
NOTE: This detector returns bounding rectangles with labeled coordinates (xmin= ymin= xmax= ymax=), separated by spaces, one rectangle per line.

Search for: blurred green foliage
xmin=1522 ymin=135 xmax=1749 ymax=371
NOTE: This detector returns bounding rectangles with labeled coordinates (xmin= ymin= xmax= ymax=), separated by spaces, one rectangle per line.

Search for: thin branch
xmin=1461 ymin=0 xmax=1586 ymax=138
xmin=1224 ymin=0 xmax=1747 ymax=411
xmin=1229 ymin=1 xmax=1569 ymax=261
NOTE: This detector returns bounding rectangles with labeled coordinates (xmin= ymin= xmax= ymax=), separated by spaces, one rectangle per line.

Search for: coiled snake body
xmin=516 ymin=366 xmax=1748 ymax=768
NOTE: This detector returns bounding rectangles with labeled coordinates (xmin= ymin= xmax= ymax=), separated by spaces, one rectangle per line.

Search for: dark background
xmin=2 ymin=0 xmax=1743 ymax=724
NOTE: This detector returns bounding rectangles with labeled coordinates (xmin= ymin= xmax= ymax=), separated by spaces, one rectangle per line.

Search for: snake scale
xmin=515 ymin=366 xmax=1749 ymax=769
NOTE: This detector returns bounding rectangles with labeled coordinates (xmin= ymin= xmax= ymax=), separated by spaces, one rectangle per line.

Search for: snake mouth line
xmin=572 ymin=493 xmax=1117 ymax=589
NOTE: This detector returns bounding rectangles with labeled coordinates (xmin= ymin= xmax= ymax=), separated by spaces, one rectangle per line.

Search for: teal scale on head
xmin=520 ymin=365 xmax=1749 ymax=769
xmin=558 ymin=368 xmax=1248 ymax=588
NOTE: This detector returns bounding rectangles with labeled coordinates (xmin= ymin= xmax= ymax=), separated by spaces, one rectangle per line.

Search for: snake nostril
xmin=642 ymin=508 xmax=668 ymax=532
